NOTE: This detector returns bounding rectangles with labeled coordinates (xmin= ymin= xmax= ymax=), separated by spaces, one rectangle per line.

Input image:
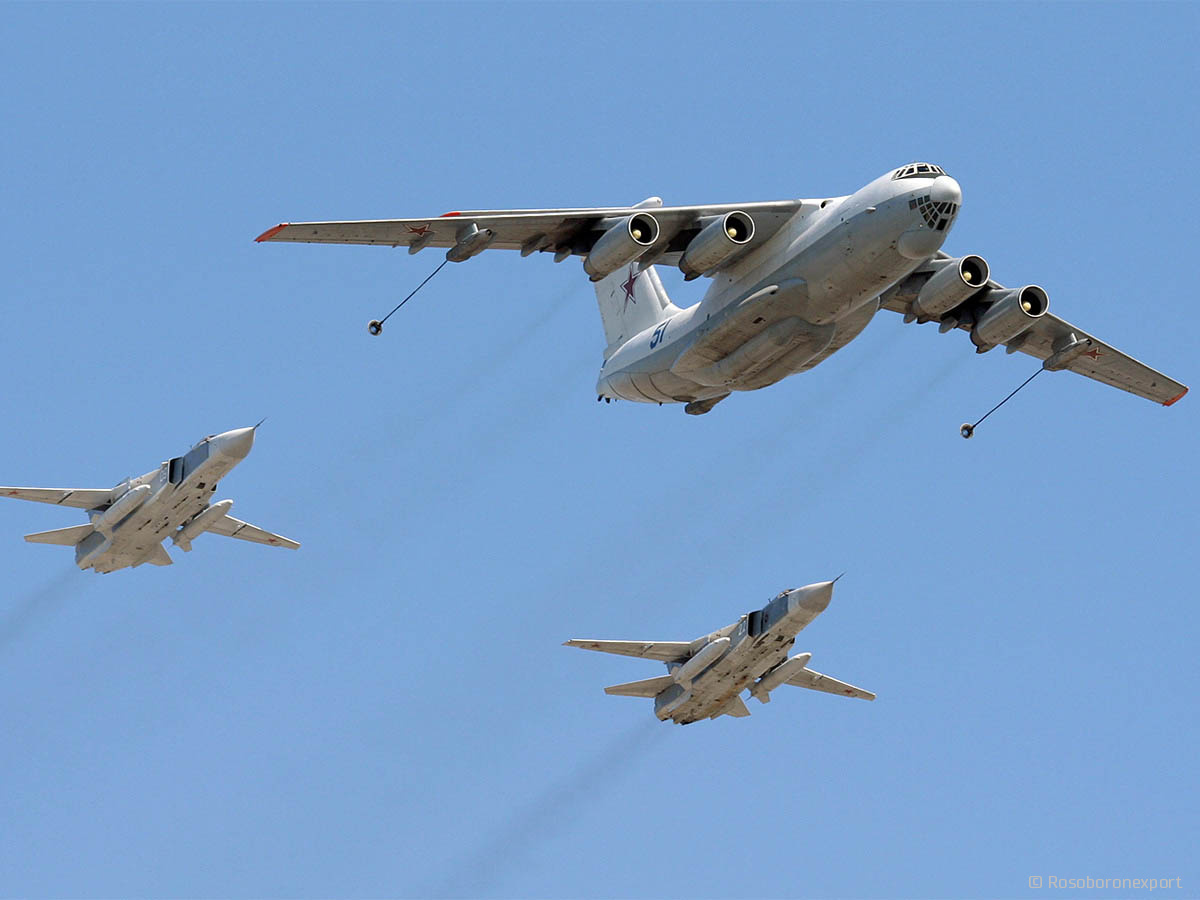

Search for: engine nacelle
xmin=679 ymin=211 xmax=755 ymax=280
xmin=971 ymin=285 xmax=1049 ymax=351
xmin=583 ymin=213 xmax=660 ymax=281
xmin=909 ymin=255 xmax=989 ymax=322
xmin=75 ymin=531 xmax=112 ymax=569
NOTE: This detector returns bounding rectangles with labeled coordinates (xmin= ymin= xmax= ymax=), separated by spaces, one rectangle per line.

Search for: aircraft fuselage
xmin=597 ymin=167 xmax=962 ymax=404
xmin=655 ymin=582 xmax=833 ymax=724
xmin=73 ymin=428 xmax=255 ymax=573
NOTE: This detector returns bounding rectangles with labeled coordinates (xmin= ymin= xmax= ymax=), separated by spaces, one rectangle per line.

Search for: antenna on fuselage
xmin=367 ymin=259 xmax=450 ymax=336
xmin=959 ymin=367 xmax=1044 ymax=439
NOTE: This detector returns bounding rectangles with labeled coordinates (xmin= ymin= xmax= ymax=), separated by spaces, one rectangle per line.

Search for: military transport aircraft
xmin=565 ymin=580 xmax=873 ymax=725
xmin=0 ymin=426 xmax=299 ymax=573
xmin=257 ymin=163 xmax=1186 ymax=417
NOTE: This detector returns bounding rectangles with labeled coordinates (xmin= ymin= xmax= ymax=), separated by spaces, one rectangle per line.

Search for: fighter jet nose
xmin=794 ymin=580 xmax=835 ymax=613
xmin=214 ymin=426 xmax=256 ymax=460
xmin=930 ymin=175 xmax=962 ymax=207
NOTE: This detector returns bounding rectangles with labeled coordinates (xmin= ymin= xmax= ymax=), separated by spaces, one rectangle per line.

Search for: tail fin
xmin=593 ymin=264 xmax=681 ymax=358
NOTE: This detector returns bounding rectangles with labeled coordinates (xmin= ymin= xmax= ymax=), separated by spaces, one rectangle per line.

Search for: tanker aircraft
xmin=257 ymin=163 xmax=1186 ymax=417
xmin=565 ymin=580 xmax=873 ymax=725
xmin=1 ymin=426 xmax=299 ymax=574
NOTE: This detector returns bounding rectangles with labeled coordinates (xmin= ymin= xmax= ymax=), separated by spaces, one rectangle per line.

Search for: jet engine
xmin=679 ymin=211 xmax=755 ymax=280
xmin=971 ymin=285 xmax=1049 ymax=351
xmin=583 ymin=213 xmax=660 ymax=281
xmin=908 ymin=255 xmax=989 ymax=322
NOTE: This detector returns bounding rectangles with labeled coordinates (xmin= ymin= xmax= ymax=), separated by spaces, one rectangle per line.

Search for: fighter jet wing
xmin=203 ymin=513 xmax=300 ymax=549
xmin=563 ymin=639 xmax=693 ymax=662
xmin=255 ymin=200 xmax=803 ymax=268
xmin=881 ymin=258 xmax=1187 ymax=406
xmin=785 ymin=666 xmax=876 ymax=701
xmin=0 ymin=487 xmax=113 ymax=509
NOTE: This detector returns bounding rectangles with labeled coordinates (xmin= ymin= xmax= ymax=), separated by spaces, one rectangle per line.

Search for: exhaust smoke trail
xmin=0 ymin=568 xmax=87 ymax=653
xmin=421 ymin=719 xmax=665 ymax=898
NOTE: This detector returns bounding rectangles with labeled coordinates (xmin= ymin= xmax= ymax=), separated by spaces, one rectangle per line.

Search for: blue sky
xmin=1 ymin=3 xmax=1196 ymax=898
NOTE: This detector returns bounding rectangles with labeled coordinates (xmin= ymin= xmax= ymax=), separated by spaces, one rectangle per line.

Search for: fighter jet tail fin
xmin=604 ymin=675 xmax=675 ymax=698
xmin=24 ymin=524 xmax=94 ymax=546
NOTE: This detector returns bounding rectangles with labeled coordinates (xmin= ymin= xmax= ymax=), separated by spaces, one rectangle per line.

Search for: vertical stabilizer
xmin=593 ymin=264 xmax=680 ymax=358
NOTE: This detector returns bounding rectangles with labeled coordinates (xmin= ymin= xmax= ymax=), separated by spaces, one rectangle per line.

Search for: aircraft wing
xmin=256 ymin=199 xmax=803 ymax=269
xmin=0 ymin=486 xmax=113 ymax=509
xmin=881 ymin=258 xmax=1187 ymax=406
xmin=786 ymin=666 xmax=876 ymax=701
xmin=203 ymin=513 xmax=300 ymax=549
xmin=563 ymin=639 xmax=693 ymax=662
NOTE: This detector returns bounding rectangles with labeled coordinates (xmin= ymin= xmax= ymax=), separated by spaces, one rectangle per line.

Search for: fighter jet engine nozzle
xmin=584 ymin=213 xmax=661 ymax=281
xmin=672 ymin=636 xmax=731 ymax=686
xmin=74 ymin=531 xmax=112 ymax=569
xmin=172 ymin=498 xmax=234 ymax=551
xmin=909 ymin=255 xmax=989 ymax=321
xmin=679 ymin=211 xmax=755 ymax=280
xmin=88 ymin=483 xmax=152 ymax=534
xmin=970 ymin=285 xmax=1049 ymax=351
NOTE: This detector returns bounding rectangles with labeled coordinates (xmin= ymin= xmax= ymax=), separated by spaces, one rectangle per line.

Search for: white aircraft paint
xmin=257 ymin=162 xmax=1187 ymax=413
xmin=1 ymin=426 xmax=299 ymax=574
xmin=565 ymin=580 xmax=874 ymax=725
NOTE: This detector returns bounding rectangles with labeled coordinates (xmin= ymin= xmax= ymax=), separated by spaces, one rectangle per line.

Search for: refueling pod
xmin=173 ymin=499 xmax=234 ymax=551
xmin=671 ymin=637 xmax=730 ymax=685
xmin=88 ymin=484 xmax=152 ymax=534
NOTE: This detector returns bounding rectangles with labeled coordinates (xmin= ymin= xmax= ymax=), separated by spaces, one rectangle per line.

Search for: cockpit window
xmin=893 ymin=162 xmax=947 ymax=180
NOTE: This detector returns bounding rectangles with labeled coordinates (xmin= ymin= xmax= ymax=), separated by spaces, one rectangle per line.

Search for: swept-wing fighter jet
xmin=565 ymin=580 xmax=872 ymax=725
xmin=0 ymin=426 xmax=299 ymax=573
xmin=257 ymin=163 xmax=1186 ymax=417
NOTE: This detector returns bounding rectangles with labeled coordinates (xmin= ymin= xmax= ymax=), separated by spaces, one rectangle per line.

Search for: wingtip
xmin=1164 ymin=387 xmax=1188 ymax=407
xmin=255 ymin=223 xmax=289 ymax=242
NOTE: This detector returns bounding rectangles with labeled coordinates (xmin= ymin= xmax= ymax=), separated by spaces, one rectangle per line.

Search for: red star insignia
xmin=1083 ymin=348 xmax=1102 ymax=360
xmin=620 ymin=267 xmax=638 ymax=311
xmin=405 ymin=223 xmax=432 ymax=237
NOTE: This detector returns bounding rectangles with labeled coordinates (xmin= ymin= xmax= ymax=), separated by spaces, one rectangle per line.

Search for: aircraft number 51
xmin=650 ymin=322 xmax=668 ymax=349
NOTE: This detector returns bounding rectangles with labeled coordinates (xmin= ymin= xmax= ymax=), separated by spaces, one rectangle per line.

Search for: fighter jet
xmin=0 ymin=426 xmax=299 ymax=573
xmin=565 ymin=580 xmax=873 ymax=725
xmin=257 ymin=163 xmax=1186 ymax=418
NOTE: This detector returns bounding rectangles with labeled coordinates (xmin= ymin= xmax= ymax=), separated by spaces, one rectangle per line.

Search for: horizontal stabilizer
xmin=24 ymin=524 xmax=94 ymax=546
xmin=564 ymin=639 xmax=692 ymax=662
xmin=604 ymin=675 xmax=675 ymax=698
xmin=786 ymin=666 xmax=875 ymax=701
